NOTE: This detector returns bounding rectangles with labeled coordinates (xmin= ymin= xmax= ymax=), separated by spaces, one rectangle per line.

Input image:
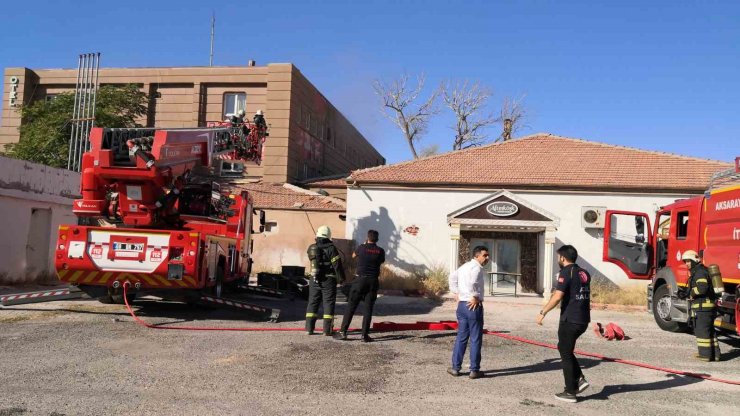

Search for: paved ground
xmin=1 ymin=288 xmax=739 ymax=416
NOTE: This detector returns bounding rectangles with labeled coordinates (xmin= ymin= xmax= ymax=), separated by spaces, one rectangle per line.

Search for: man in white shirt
xmin=447 ymin=245 xmax=490 ymax=379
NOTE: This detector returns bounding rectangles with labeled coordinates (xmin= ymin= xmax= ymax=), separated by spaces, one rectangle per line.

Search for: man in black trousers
xmin=334 ymin=229 xmax=385 ymax=342
xmin=536 ymin=245 xmax=591 ymax=403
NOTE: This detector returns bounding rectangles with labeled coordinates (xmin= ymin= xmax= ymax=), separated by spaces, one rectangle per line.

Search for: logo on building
xmin=8 ymin=76 xmax=19 ymax=107
xmin=486 ymin=201 xmax=519 ymax=217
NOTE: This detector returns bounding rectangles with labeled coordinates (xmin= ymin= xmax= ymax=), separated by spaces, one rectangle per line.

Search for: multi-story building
xmin=2 ymin=63 xmax=384 ymax=183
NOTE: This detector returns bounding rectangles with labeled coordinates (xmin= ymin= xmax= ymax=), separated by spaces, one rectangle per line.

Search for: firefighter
xmin=254 ymin=109 xmax=267 ymax=129
xmin=228 ymin=110 xmax=245 ymax=126
xmin=678 ymin=250 xmax=721 ymax=361
xmin=305 ymin=225 xmax=346 ymax=336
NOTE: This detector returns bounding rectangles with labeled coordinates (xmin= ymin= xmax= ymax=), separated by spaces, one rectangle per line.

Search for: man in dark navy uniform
xmin=334 ymin=229 xmax=385 ymax=342
xmin=536 ymin=245 xmax=591 ymax=403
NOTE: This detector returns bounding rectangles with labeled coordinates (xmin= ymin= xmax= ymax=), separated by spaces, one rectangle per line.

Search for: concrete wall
xmin=345 ymin=186 xmax=695 ymax=288
xmin=0 ymin=156 xmax=79 ymax=283
xmin=250 ymin=208 xmax=348 ymax=274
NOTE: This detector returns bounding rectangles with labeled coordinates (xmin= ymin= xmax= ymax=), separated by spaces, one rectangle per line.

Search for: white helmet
xmin=316 ymin=225 xmax=331 ymax=239
xmin=237 ymin=109 xmax=245 ymax=117
xmin=255 ymin=109 xmax=264 ymax=116
xmin=681 ymin=250 xmax=700 ymax=262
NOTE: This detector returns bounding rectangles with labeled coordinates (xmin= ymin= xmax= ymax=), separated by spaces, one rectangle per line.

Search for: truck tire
xmin=652 ymin=284 xmax=687 ymax=333
xmin=213 ymin=261 xmax=226 ymax=298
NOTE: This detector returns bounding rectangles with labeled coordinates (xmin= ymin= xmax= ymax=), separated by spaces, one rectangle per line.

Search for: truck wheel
xmin=652 ymin=284 xmax=687 ymax=333
xmin=213 ymin=263 xmax=226 ymax=298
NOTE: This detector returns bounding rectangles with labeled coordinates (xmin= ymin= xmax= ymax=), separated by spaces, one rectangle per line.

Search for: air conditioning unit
xmin=581 ymin=206 xmax=606 ymax=229
xmin=215 ymin=160 xmax=245 ymax=177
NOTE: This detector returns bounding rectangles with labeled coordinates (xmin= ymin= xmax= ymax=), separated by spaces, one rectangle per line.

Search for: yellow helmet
xmin=681 ymin=250 xmax=700 ymax=262
xmin=316 ymin=225 xmax=331 ymax=239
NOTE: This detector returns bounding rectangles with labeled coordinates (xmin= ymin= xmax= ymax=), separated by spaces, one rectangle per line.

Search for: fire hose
xmin=121 ymin=283 xmax=740 ymax=386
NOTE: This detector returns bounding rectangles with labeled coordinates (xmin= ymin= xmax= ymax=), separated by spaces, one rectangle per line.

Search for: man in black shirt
xmin=334 ymin=230 xmax=386 ymax=342
xmin=536 ymin=245 xmax=591 ymax=403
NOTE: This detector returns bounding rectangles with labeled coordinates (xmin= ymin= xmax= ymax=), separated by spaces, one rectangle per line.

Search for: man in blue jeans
xmin=447 ymin=245 xmax=489 ymax=379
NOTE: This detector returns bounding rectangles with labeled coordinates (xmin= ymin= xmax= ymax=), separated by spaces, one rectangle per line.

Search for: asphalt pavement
xmin=1 ymin=290 xmax=738 ymax=415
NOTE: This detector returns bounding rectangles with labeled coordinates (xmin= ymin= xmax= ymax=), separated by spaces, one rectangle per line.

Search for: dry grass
xmin=378 ymin=267 xmax=422 ymax=292
xmin=418 ymin=265 xmax=449 ymax=301
xmin=590 ymin=280 xmax=647 ymax=306
xmin=378 ymin=265 xmax=449 ymax=300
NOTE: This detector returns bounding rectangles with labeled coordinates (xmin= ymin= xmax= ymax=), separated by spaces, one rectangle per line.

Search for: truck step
xmin=199 ymin=295 xmax=280 ymax=322
xmin=1 ymin=287 xmax=85 ymax=306
xmin=714 ymin=319 xmax=737 ymax=333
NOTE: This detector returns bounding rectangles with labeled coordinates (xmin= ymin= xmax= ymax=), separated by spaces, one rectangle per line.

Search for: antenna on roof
xmin=209 ymin=11 xmax=215 ymax=67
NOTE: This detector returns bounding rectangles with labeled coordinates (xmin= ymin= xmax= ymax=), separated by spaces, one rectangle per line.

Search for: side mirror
xmin=259 ymin=209 xmax=266 ymax=226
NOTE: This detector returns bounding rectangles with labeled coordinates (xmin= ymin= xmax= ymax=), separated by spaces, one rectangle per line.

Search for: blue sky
xmin=2 ymin=0 xmax=739 ymax=164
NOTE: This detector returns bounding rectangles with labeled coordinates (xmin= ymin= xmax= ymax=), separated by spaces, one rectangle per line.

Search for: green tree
xmin=3 ymin=84 xmax=148 ymax=168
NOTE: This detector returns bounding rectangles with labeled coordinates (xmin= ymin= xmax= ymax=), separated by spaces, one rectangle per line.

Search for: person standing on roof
xmin=305 ymin=225 xmax=346 ymax=336
xmin=536 ymin=245 xmax=591 ymax=403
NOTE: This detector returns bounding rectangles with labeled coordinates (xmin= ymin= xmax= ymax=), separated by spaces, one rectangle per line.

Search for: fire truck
xmin=54 ymin=125 xmax=267 ymax=305
xmin=603 ymin=158 xmax=740 ymax=334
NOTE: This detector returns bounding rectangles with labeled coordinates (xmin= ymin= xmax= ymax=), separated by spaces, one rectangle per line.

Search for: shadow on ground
xmin=585 ymin=373 xmax=704 ymax=401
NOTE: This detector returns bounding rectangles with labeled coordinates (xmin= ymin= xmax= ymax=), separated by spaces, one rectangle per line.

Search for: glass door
xmin=493 ymin=239 xmax=521 ymax=295
xmin=469 ymin=238 xmax=521 ymax=295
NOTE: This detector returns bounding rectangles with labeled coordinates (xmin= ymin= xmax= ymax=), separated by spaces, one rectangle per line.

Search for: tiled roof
xmin=348 ymin=133 xmax=733 ymax=192
xmin=301 ymin=174 xmax=350 ymax=188
xmin=227 ymin=181 xmax=345 ymax=211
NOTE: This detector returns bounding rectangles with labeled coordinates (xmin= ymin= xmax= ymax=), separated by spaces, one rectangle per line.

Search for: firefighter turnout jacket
xmin=689 ymin=263 xmax=716 ymax=312
xmin=307 ymin=238 xmax=345 ymax=283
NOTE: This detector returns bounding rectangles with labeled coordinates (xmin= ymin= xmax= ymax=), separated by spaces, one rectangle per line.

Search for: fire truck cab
xmin=603 ymin=158 xmax=740 ymax=334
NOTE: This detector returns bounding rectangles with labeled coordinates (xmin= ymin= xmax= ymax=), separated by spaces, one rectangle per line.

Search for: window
xmin=676 ymin=211 xmax=689 ymax=240
xmin=223 ymin=92 xmax=246 ymax=118
xmin=45 ymin=94 xmax=58 ymax=102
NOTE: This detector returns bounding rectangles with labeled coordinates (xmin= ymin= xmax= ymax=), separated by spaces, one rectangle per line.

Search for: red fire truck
xmin=54 ymin=126 xmax=266 ymax=304
xmin=603 ymin=158 xmax=740 ymax=333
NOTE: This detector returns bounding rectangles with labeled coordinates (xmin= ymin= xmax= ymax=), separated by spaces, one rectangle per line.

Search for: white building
xmin=344 ymin=134 xmax=731 ymax=295
xmin=0 ymin=156 xmax=79 ymax=284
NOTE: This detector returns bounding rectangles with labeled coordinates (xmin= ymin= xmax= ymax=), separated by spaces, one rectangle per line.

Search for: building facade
xmin=2 ymin=63 xmax=384 ymax=183
xmin=343 ymin=134 xmax=732 ymax=294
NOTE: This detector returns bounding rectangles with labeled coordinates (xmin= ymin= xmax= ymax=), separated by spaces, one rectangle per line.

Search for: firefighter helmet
xmin=237 ymin=109 xmax=245 ymax=117
xmin=255 ymin=109 xmax=264 ymax=116
xmin=681 ymin=250 xmax=700 ymax=262
xmin=316 ymin=225 xmax=331 ymax=239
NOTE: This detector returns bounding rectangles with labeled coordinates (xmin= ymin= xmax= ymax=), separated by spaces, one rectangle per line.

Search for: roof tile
xmin=348 ymin=134 xmax=733 ymax=192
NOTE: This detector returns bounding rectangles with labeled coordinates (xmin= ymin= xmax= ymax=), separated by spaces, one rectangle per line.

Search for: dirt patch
xmin=251 ymin=340 xmax=398 ymax=394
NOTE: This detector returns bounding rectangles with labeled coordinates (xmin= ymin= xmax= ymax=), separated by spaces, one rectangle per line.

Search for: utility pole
xmin=209 ymin=12 xmax=215 ymax=67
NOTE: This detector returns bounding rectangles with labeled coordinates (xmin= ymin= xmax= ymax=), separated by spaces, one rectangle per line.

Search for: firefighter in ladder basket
xmin=305 ymin=226 xmax=346 ymax=336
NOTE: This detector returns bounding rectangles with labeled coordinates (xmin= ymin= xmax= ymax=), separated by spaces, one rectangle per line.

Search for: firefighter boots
xmin=323 ymin=317 xmax=334 ymax=336
xmin=305 ymin=314 xmax=318 ymax=335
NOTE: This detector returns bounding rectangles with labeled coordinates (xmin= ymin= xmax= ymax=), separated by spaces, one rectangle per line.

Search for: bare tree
xmin=374 ymin=74 xmax=439 ymax=159
xmin=442 ymin=81 xmax=498 ymax=150
xmin=497 ymin=95 xmax=527 ymax=142
xmin=418 ymin=143 xmax=440 ymax=158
